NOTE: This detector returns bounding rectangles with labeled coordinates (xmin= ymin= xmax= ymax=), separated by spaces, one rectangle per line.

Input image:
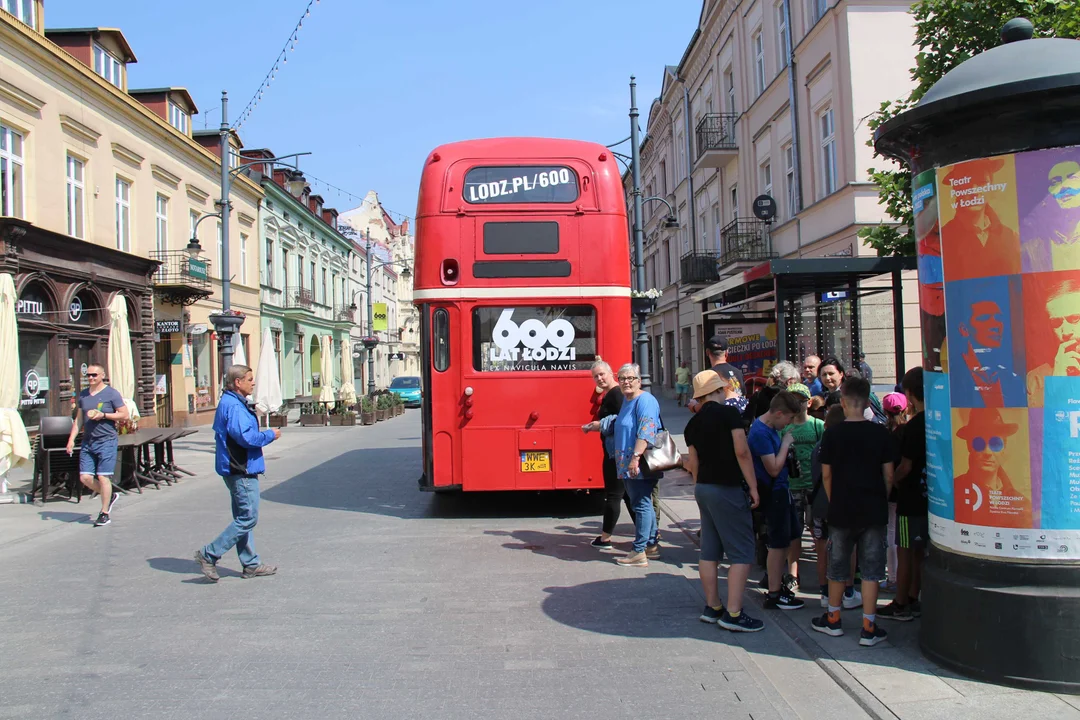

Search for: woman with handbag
xmin=606 ymin=363 xmax=666 ymax=567
xmin=581 ymin=360 xmax=632 ymax=549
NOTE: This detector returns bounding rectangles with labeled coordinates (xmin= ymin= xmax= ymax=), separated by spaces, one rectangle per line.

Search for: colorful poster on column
xmin=918 ymin=145 xmax=1080 ymax=561
xmin=708 ymin=323 xmax=778 ymax=380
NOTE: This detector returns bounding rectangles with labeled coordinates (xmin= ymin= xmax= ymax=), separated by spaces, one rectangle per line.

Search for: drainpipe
xmin=680 ymin=81 xmax=696 ymax=369
xmin=782 ymin=0 xmax=803 ymax=217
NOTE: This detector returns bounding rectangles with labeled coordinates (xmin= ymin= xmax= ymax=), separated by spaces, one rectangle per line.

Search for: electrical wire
xmin=301 ymin=172 xmax=413 ymax=226
xmin=233 ymin=0 xmax=321 ymax=131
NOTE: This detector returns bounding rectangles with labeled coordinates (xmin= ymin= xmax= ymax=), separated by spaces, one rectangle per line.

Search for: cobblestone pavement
xmin=0 ymin=409 xmax=1054 ymax=719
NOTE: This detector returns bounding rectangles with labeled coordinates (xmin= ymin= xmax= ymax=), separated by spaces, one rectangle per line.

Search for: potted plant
xmin=630 ymin=288 xmax=661 ymax=315
xmin=360 ymin=396 xmax=376 ymax=425
xmin=327 ymin=405 xmax=345 ymax=426
xmin=394 ymin=393 xmax=405 ymax=416
xmin=376 ymin=393 xmax=391 ymax=422
xmin=267 ymin=411 xmax=288 ymax=428
xmin=299 ymin=402 xmax=327 ymax=427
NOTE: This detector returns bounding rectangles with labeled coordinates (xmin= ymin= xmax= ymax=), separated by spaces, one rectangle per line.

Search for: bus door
xmin=423 ymin=304 xmax=461 ymax=490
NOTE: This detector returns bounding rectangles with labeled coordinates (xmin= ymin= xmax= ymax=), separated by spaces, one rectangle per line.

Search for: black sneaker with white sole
xmin=812 ymin=612 xmax=844 ymax=636
xmin=93 ymin=512 xmax=110 ymax=527
xmin=699 ymin=605 xmax=724 ymax=624
xmin=763 ymin=591 xmax=804 ymax=611
xmin=718 ymin=611 xmax=765 ymax=633
xmin=859 ymin=623 xmax=889 ymax=647
xmin=590 ymin=536 xmax=613 ymax=549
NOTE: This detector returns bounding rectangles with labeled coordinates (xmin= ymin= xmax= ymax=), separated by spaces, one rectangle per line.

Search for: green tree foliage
xmin=860 ymin=0 xmax=1079 ymax=257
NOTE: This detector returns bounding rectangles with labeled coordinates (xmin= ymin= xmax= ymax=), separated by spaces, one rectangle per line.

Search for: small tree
xmin=860 ymin=0 xmax=1080 ymax=257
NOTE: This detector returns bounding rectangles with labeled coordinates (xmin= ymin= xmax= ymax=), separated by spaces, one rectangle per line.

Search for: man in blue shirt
xmin=66 ymin=364 xmax=129 ymax=527
xmin=802 ymin=355 xmax=825 ymax=397
xmin=194 ymin=364 xmax=280 ymax=582
xmin=747 ymin=391 xmax=805 ymax=611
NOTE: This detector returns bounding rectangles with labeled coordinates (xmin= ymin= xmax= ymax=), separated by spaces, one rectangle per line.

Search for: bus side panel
xmin=554 ymin=426 xmax=603 ymax=489
xmin=461 ymin=428 xmax=517 ymax=491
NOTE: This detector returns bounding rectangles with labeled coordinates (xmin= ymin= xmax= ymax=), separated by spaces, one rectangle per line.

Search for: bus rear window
xmin=464 ymin=166 xmax=578 ymax=204
xmin=472 ymin=306 xmax=596 ymax=372
xmin=433 ymin=308 xmax=450 ymax=372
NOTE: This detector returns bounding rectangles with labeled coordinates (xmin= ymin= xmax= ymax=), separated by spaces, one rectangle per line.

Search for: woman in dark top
xmin=581 ymin=360 xmax=630 ymax=548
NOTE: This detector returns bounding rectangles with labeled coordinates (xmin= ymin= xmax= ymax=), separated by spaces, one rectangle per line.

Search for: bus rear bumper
xmin=418 ymin=473 xmax=462 ymax=493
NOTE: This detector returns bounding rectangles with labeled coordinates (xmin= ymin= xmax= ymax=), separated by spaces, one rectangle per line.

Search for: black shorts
xmin=896 ymin=513 xmax=929 ymax=549
xmin=765 ymin=486 xmax=800 ymax=549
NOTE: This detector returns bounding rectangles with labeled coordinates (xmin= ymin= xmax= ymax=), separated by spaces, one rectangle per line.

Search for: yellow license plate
xmin=520 ymin=451 xmax=551 ymax=472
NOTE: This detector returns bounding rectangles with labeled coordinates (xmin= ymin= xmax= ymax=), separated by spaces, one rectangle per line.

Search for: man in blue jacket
xmin=194 ymin=364 xmax=280 ymax=582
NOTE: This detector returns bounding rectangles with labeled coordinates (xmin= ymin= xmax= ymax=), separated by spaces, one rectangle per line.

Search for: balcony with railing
xmin=680 ymin=251 xmax=722 ymax=285
xmin=694 ymin=113 xmax=738 ymax=169
xmin=149 ymin=250 xmax=212 ymax=305
xmin=718 ymin=218 xmax=777 ymax=272
xmin=333 ymin=306 xmax=355 ymax=324
xmin=283 ymin=288 xmax=315 ymax=313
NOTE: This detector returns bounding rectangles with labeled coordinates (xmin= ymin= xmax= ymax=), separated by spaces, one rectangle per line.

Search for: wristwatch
xmin=632 ymin=453 xmax=642 ymax=459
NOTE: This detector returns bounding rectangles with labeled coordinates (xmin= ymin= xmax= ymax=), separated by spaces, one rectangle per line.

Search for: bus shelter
xmin=690 ymin=256 xmax=917 ymax=387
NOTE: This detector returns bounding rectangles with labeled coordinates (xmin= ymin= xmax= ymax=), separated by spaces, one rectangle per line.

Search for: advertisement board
xmin=707 ymin=323 xmax=778 ymax=380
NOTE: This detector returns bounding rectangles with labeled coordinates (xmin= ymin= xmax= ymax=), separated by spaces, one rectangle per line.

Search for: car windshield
xmin=390 ymin=377 xmax=420 ymax=389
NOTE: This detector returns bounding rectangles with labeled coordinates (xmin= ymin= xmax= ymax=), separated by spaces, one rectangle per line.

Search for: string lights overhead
xmin=233 ymin=0 xmax=320 ymax=131
xmin=302 ymin=172 xmax=414 ymax=226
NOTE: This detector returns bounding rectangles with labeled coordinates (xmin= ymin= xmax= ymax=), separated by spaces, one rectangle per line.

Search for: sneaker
xmin=763 ymin=591 xmax=804 ymax=611
xmin=783 ymin=573 xmax=798 ymax=591
xmin=880 ymin=580 xmax=898 ymax=594
xmin=193 ymin=550 xmax=219 ymax=582
xmin=718 ymin=611 xmax=765 ymax=633
xmin=107 ymin=491 xmax=119 ymax=513
xmin=699 ymin=605 xmax=724 ymax=624
xmin=758 ymin=574 xmax=770 ymax=589
xmin=909 ymin=600 xmax=922 ymax=618
xmin=241 ymin=563 xmax=278 ymax=579
xmin=842 ymin=587 xmax=863 ymax=610
xmin=859 ymin=623 xmax=889 ymax=647
xmin=93 ymin=512 xmax=110 ymax=527
xmin=590 ymin=536 xmax=613 ymax=549
xmin=820 ymin=593 xmax=829 ymax=608
xmin=645 ymin=543 xmax=661 ymax=560
xmin=876 ymin=601 xmax=913 ymax=622
xmin=811 ymin=612 xmax=844 ymax=637
xmin=616 ymin=551 xmax=647 ymax=567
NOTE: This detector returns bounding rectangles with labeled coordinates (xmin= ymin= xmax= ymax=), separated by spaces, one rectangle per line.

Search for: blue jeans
xmin=204 ymin=475 xmax=260 ymax=568
xmin=624 ymin=476 xmax=659 ymax=553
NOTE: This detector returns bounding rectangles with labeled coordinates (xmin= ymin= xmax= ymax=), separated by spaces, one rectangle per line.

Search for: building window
xmin=730 ymin=184 xmax=738 ymax=221
xmin=2 ymin=0 xmax=36 ymax=28
xmin=191 ymin=333 xmax=215 ymax=411
xmin=784 ymin=144 xmax=796 ymax=217
xmin=66 ymin=155 xmax=85 ymax=239
xmin=155 ymin=194 xmax=168 ymax=253
xmin=115 ymin=177 xmax=131 ymax=251
xmin=282 ymin=248 xmax=289 ymax=291
xmin=167 ymin=101 xmax=189 ymax=134
xmin=321 ymin=267 xmax=327 ymax=304
xmin=698 ymin=211 xmax=707 ymax=249
xmin=724 ymin=68 xmax=735 ymax=113
xmin=777 ymin=3 xmax=790 ymax=69
xmin=0 ymin=123 xmax=24 ymax=218
xmin=240 ymin=233 xmax=248 ymax=285
xmin=310 ymin=261 xmax=316 ymax=299
xmin=228 ymin=148 xmax=238 ymax=170
xmin=712 ymin=205 xmax=721 ymax=250
xmin=662 ymin=239 xmax=671 ymax=286
xmin=217 ymin=223 xmax=223 ymax=278
xmin=676 ymin=132 xmax=685 ymax=181
xmin=659 ymin=159 xmax=667 ymax=196
xmin=266 ymin=238 xmax=275 ymax=287
xmin=753 ymin=31 xmax=766 ymax=96
xmin=92 ymin=43 xmax=124 ymax=88
xmin=761 ymin=161 xmax=773 ymax=200
xmin=810 ymin=0 xmax=828 ymax=24
xmin=820 ymin=107 xmax=838 ymax=196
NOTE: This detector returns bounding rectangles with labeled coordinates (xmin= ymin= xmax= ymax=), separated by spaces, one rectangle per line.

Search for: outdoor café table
xmin=116 ymin=430 xmax=167 ymax=493
xmin=149 ymin=427 xmax=199 ymax=484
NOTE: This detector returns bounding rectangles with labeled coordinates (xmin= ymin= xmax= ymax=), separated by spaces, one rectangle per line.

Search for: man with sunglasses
xmin=953 ymin=408 xmax=1030 ymax=528
xmin=66 ymin=364 xmax=129 ymax=527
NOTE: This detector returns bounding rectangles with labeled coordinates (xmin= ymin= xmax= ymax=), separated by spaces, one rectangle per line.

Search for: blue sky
xmin=45 ymin=0 xmax=701 ymax=222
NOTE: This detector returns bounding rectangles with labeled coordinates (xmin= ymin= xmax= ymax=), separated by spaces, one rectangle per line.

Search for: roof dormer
xmin=128 ymin=87 xmax=198 ymax=137
xmin=193 ymin=128 xmax=244 ymax=168
xmin=46 ymin=27 xmax=137 ymax=90
xmin=1 ymin=0 xmax=40 ymax=31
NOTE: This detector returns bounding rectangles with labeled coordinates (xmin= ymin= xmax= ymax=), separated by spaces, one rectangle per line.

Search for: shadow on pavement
xmin=38 ymin=511 xmax=92 ymax=524
xmin=147 ymin=556 xmax=243 ymax=579
xmin=259 ymin=446 xmax=608 ymax=520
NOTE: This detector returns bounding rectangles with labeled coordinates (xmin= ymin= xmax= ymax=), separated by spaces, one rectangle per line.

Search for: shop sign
xmin=69 ymin=296 xmax=83 ymax=322
xmin=312 ymin=372 xmax=321 ymax=388
xmin=155 ymin=374 xmax=168 ymax=396
xmin=187 ymin=258 xmax=208 ymax=281
xmin=20 ymin=369 xmax=46 ymax=407
xmin=16 ymin=299 xmax=43 ymax=316
xmin=156 ymin=319 xmax=181 ymax=334
xmin=189 ymin=324 xmax=208 ymax=335
xmin=373 ymin=303 xmax=388 ymax=331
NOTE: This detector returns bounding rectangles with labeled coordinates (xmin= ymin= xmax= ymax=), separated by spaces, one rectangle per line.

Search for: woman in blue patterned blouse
xmin=605 ymin=363 xmax=663 ymax=567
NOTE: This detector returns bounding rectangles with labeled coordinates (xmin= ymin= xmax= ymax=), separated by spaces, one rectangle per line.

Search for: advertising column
xmin=921 ymin=145 xmax=1080 ymax=559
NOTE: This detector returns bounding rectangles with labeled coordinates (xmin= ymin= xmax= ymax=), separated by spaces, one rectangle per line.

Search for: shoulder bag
xmin=641 ymin=410 xmax=682 ymax=473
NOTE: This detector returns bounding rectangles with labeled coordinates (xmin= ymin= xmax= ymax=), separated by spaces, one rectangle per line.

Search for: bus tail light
xmin=464 ymin=408 xmax=474 ymax=419
xmin=441 ymin=259 xmax=459 ymax=286
xmin=464 ymin=396 xmax=474 ymax=407
xmin=529 ymin=411 xmax=539 ymax=422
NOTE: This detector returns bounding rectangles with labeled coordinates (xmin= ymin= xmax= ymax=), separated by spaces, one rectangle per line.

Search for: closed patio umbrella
xmin=107 ymin=294 xmax=139 ymax=429
xmin=338 ymin=339 xmax=357 ymax=407
xmin=319 ymin=335 xmax=335 ymax=410
xmin=254 ymin=328 xmax=283 ymax=417
xmin=0 ymin=274 xmax=30 ymax=494
xmin=233 ymin=333 xmax=247 ymax=368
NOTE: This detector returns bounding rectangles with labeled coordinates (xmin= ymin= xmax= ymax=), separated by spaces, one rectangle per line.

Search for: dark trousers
xmin=601 ymin=456 xmax=634 ymax=535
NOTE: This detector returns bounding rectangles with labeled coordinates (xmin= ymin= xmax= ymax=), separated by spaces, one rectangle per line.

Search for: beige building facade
xmin=1 ymin=4 xmax=262 ymax=427
xmin=636 ymin=0 xmax=920 ymax=392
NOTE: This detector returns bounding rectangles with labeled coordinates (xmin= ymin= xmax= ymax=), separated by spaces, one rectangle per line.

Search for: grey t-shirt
xmin=77 ymin=386 xmax=125 ymax=447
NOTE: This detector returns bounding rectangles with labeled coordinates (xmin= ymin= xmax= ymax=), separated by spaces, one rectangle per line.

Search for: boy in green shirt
xmin=674 ymin=362 xmax=692 ymax=407
xmin=783 ymin=384 xmax=824 ymax=587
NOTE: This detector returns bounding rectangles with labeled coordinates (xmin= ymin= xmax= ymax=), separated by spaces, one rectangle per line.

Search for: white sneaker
xmin=842 ymin=588 xmax=863 ymax=610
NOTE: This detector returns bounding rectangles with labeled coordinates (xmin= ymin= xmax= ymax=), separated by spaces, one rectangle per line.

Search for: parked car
xmin=388 ymin=376 xmax=422 ymax=407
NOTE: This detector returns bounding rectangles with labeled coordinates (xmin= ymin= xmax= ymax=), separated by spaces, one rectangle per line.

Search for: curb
xmin=656 ymin=494 xmax=899 ymax=720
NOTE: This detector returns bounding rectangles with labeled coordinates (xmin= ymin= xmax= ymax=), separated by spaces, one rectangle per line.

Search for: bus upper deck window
xmin=433 ymin=308 xmax=450 ymax=372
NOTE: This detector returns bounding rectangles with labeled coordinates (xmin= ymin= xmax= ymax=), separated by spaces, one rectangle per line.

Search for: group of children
xmin=688 ymin=364 xmax=928 ymax=647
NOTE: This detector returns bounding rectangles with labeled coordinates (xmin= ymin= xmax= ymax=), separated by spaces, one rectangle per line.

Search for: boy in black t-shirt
xmin=812 ymin=377 xmax=895 ymax=647
xmin=879 ymin=368 xmax=927 ymax=622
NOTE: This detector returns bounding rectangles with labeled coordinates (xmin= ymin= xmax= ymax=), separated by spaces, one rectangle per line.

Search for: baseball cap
xmin=882 ymin=392 xmax=908 ymax=415
xmin=692 ymin=369 xmax=730 ymax=399
xmin=788 ymin=383 xmax=811 ymax=399
xmin=706 ymin=335 xmax=728 ymax=352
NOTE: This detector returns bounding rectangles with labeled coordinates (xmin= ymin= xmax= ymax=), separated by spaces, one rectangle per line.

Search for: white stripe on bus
xmin=413 ymin=286 xmax=631 ymax=300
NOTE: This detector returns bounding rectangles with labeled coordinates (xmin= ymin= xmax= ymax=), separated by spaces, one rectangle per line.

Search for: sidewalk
xmin=651 ymin=394 xmax=1080 ymax=719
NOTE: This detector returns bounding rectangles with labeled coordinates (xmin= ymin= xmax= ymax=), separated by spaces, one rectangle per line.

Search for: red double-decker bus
xmin=413 ymin=138 xmax=632 ymax=492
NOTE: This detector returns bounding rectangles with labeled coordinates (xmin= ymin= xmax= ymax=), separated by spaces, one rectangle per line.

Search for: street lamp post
xmin=629 ymin=76 xmax=651 ymax=392
xmin=187 ymin=91 xmax=310 ymax=376
xmin=348 ymin=228 xmax=410 ymax=395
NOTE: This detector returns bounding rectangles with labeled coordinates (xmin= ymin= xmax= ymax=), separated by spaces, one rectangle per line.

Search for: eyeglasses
xmin=618 ymin=376 xmax=639 ymax=384
xmin=86 ymin=373 xmax=100 ymax=378
xmin=970 ymin=436 xmax=1005 ymax=453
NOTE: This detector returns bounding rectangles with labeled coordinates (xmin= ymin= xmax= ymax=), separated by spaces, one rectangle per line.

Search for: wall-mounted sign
xmin=373 ymin=303 xmax=388 ymax=331
xmin=156 ymin=320 xmax=181 ymax=334
xmin=821 ymin=290 xmax=849 ymax=302
xmin=189 ymin=324 xmax=208 ymax=335
xmin=23 ymin=369 xmax=41 ymax=400
xmin=16 ymin=299 xmax=43 ymax=316
xmin=187 ymin=258 xmax=208 ymax=281
xmin=69 ymin=296 xmax=83 ymax=322
xmin=155 ymin=374 xmax=168 ymax=396
xmin=753 ymin=194 xmax=777 ymax=222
